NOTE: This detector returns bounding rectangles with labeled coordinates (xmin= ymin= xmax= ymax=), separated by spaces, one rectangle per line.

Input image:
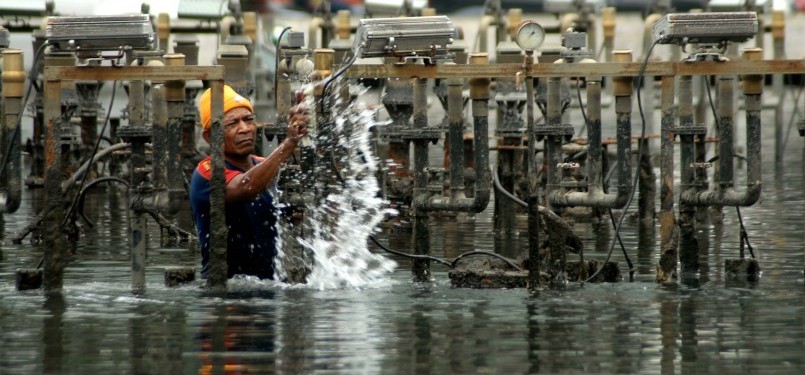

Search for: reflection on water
xmin=1 ymin=127 xmax=804 ymax=374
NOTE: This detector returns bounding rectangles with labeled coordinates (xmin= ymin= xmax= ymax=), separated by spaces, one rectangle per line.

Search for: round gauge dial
xmin=514 ymin=20 xmax=545 ymax=51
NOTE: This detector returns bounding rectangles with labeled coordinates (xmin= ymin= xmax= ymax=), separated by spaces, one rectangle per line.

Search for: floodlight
xmin=652 ymin=11 xmax=758 ymax=46
xmin=353 ymin=16 xmax=455 ymax=60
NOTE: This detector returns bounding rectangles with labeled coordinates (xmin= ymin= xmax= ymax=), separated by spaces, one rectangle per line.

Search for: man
xmin=190 ymin=85 xmax=307 ymax=280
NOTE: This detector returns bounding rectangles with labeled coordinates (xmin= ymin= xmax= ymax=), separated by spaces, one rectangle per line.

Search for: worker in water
xmin=190 ymin=85 xmax=307 ymax=280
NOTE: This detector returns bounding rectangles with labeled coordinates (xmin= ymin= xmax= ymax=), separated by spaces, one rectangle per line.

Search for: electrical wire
xmin=76 ymin=176 xmax=130 ymax=228
xmin=320 ymin=45 xmax=362 ymax=114
xmin=274 ymin=26 xmax=292 ymax=112
xmin=0 ymin=42 xmax=48 ymax=181
xmin=703 ymin=76 xmax=755 ymax=259
xmin=322 ymin=134 xmax=522 ymax=272
xmin=62 ymin=80 xmax=119 ymax=229
xmin=573 ymin=76 xmax=632 ymax=276
xmin=585 ymin=40 xmax=659 ymax=283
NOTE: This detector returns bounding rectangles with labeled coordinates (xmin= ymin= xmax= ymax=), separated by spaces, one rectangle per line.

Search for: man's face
xmin=222 ymin=106 xmax=257 ymax=157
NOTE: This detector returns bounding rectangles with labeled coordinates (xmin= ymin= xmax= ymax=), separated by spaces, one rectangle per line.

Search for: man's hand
xmin=288 ymin=92 xmax=309 ymax=142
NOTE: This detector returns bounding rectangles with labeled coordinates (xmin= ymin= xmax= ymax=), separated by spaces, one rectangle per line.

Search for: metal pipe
xmin=151 ymin=84 xmax=168 ymax=195
xmin=545 ymin=76 xmax=562 ymax=211
xmin=127 ymin=80 xmax=148 ymax=292
xmin=525 ymin=50 xmax=541 ymax=291
xmin=43 ymin=61 xmax=69 ymax=293
xmin=657 ymin=75 xmax=678 ymax=283
xmin=206 ymin=81 xmax=227 ymax=289
xmin=677 ymin=75 xmax=699 ymax=273
xmin=411 ymin=76 xmax=430 ymax=282
xmin=417 ymin=55 xmax=491 ymax=213
xmin=550 ymin=51 xmax=632 ymax=208
xmin=1 ymin=49 xmax=24 ymax=213
xmin=164 ymin=53 xmax=186 ymax=215
xmin=478 ymin=15 xmax=495 ymax=55
xmin=680 ymin=50 xmax=763 ymax=207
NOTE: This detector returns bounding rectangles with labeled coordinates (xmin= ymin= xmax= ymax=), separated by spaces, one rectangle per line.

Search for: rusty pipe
xmin=550 ymin=51 xmax=633 ymax=209
xmin=1 ymin=49 xmax=24 ymax=213
xmin=681 ymin=49 xmax=763 ymax=207
xmin=164 ymin=53 xmax=186 ymax=215
xmin=416 ymin=55 xmax=491 ymax=213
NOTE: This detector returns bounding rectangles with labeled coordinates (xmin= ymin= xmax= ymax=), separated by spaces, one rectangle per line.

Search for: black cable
xmin=573 ymin=72 xmax=633 ymax=280
xmin=320 ymin=45 xmax=362 ymax=114
xmin=62 ymin=80 xmax=119 ymax=229
xmin=0 ymin=42 xmax=47 ymax=181
xmin=274 ymin=26 xmax=292 ymax=111
xmin=76 ymin=176 xmax=130 ymax=228
xmin=575 ymin=76 xmax=588 ymax=137
xmin=703 ymin=75 xmax=755 ymax=259
xmin=585 ymin=40 xmax=659 ymax=283
xmin=323 ymin=134 xmax=521 ymax=272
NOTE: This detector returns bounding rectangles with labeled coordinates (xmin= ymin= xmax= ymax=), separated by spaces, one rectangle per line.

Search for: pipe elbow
xmin=738 ymin=182 xmax=762 ymax=206
xmin=0 ymin=188 xmax=21 ymax=214
xmin=472 ymin=189 xmax=491 ymax=213
xmin=610 ymin=190 xmax=630 ymax=209
xmin=5 ymin=193 xmax=21 ymax=213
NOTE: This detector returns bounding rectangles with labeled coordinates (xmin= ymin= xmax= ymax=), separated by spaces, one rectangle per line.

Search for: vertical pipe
xmin=128 ymin=80 xmax=147 ymax=292
xmin=657 ymin=75 xmax=678 ymax=283
xmin=586 ymin=76 xmax=602 ymax=194
xmin=206 ymin=81 xmax=227 ymax=288
xmin=43 ymin=75 xmax=66 ymax=293
xmin=151 ymin=84 xmax=168 ymax=196
xmin=523 ymin=51 xmax=541 ymax=291
xmin=612 ymin=50 xmax=633 ymax=204
xmin=164 ymin=54 xmax=186 ymax=214
xmin=717 ymin=76 xmax=735 ymax=192
xmin=76 ymin=81 xmax=100 ymax=175
xmin=157 ymin=13 xmax=170 ymax=52
xmin=1 ymin=49 xmax=23 ymax=213
xmin=447 ymin=75 xmax=465 ymax=200
xmin=742 ymin=48 xmax=763 ymax=199
xmin=412 ymin=77 xmax=430 ymax=282
xmin=545 ymin=76 xmax=562 ymax=211
xmin=678 ymin=75 xmax=698 ymax=273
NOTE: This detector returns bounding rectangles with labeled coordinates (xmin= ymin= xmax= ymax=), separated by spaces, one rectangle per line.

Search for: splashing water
xmin=274 ymin=83 xmax=398 ymax=290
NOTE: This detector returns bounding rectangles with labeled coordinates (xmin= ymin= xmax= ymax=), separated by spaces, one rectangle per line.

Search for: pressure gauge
xmin=514 ymin=20 xmax=545 ymax=51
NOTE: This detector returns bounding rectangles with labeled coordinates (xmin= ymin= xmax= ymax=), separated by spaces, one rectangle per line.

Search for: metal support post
xmin=164 ymin=53 xmax=187 ymax=215
xmin=411 ymin=76 xmax=430 ymax=282
xmin=657 ymin=75 xmax=678 ymax=283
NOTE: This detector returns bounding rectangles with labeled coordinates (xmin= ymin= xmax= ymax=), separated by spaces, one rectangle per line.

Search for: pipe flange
xmin=534 ymin=124 xmax=575 ymax=140
xmin=674 ymin=125 xmax=708 ymax=136
xmin=116 ymin=126 xmax=152 ymax=142
xmin=400 ymin=128 xmax=441 ymax=144
xmin=495 ymin=128 xmax=525 ymax=138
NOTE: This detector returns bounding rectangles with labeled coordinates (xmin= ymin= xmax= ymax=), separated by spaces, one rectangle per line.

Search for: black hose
xmin=703 ymin=76 xmax=755 ymax=259
xmin=62 ymin=80 xmax=119 ymax=229
xmin=274 ymin=26 xmax=292 ymax=111
xmin=76 ymin=176 xmax=130 ymax=228
xmin=572 ymin=75 xmax=632 ymax=279
xmin=585 ymin=40 xmax=659 ymax=283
